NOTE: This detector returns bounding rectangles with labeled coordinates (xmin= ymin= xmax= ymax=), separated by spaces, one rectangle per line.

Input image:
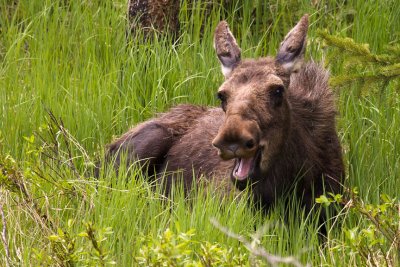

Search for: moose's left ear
xmin=276 ymin=15 xmax=309 ymax=73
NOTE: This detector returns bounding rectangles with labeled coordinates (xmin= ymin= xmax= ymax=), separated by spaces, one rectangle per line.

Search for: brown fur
xmin=107 ymin=15 xmax=344 ymax=224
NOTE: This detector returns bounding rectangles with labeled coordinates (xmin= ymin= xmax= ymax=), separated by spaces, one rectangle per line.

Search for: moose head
xmin=212 ymin=15 xmax=309 ymax=184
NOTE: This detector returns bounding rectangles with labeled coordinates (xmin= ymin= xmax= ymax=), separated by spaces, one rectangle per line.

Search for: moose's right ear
xmin=214 ymin=21 xmax=241 ymax=78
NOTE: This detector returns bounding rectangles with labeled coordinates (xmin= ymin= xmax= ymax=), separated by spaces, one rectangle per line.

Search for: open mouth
xmin=232 ymin=148 xmax=262 ymax=182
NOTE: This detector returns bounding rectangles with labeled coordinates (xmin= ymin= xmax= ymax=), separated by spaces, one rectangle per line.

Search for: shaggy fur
xmin=107 ymin=15 xmax=344 ymax=224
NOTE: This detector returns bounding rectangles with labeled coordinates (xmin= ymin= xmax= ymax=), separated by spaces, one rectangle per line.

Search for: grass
xmin=0 ymin=0 xmax=399 ymax=266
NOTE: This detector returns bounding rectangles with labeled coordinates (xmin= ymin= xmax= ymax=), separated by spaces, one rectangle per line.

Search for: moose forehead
xmin=218 ymin=57 xmax=289 ymax=94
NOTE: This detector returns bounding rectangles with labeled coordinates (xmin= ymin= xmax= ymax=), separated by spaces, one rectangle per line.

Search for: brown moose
xmin=107 ymin=15 xmax=344 ymax=221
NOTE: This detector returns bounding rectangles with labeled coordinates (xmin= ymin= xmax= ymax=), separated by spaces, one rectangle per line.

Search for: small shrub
xmin=318 ymin=189 xmax=400 ymax=266
xmin=35 ymin=220 xmax=116 ymax=266
xmin=135 ymin=227 xmax=249 ymax=266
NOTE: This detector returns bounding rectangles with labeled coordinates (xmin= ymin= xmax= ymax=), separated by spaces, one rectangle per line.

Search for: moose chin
xmin=106 ymin=15 xmax=345 ymax=231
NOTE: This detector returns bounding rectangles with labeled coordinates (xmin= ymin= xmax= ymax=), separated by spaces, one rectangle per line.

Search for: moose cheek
xmin=273 ymin=97 xmax=283 ymax=107
xmin=269 ymin=85 xmax=285 ymax=107
xmin=221 ymin=102 xmax=227 ymax=112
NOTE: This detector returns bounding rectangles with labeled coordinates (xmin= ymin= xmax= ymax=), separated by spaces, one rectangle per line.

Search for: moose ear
xmin=276 ymin=15 xmax=309 ymax=73
xmin=214 ymin=21 xmax=241 ymax=78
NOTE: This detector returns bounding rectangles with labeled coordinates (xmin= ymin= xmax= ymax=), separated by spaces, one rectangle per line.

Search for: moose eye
xmin=217 ymin=92 xmax=226 ymax=101
xmin=271 ymin=85 xmax=284 ymax=98
xmin=216 ymin=91 xmax=227 ymax=111
xmin=270 ymin=85 xmax=284 ymax=107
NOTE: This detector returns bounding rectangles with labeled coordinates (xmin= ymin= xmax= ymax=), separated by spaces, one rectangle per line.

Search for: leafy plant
xmin=318 ymin=189 xmax=400 ymax=266
xmin=135 ymin=227 xmax=249 ymax=266
xmin=35 ymin=220 xmax=115 ymax=266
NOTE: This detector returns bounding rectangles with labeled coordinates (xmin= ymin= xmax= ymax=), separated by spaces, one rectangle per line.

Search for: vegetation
xmin=318 ymin=30 xmax=400 ymax=91
xmin=0 ymin=0 xmax=399 ymax=266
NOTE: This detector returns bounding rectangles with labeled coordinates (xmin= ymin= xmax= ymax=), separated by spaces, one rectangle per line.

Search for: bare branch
xmin=210 ymin=218 xmax=310 ymax=267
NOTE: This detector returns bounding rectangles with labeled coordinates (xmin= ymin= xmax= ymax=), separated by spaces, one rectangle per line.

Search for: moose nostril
xmin=245 ymin=139 xmax=255 ymax=149
xmin=228 ymin=144 xmax=239 ymax=153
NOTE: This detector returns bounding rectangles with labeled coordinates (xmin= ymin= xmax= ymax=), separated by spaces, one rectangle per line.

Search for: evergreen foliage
xmin=318 ymin=30 xmax=400 ymax=89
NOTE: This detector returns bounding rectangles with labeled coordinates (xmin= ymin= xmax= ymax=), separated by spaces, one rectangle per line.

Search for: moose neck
xmin=280 ymin=100 xmax=318 ymax=184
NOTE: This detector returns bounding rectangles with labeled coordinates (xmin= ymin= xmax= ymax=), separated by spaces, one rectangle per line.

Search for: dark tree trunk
xmin=128 ymin=0 xmax=180 ymax=39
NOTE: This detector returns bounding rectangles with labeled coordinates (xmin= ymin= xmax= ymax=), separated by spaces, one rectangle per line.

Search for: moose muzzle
xmin=212 ymin=116 xmax=260 ymax=161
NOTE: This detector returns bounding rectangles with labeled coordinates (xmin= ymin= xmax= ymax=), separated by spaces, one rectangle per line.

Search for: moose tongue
xmin=234 ymin=157 xmax=253 ymax=180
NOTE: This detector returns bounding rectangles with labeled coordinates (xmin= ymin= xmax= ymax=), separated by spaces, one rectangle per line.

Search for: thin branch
xmin=210 ymin=218 xmax=310 ymax=267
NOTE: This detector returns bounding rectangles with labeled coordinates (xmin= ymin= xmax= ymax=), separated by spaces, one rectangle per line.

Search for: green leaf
xmin=48 ymin=235 xmax=60 ymax=242
xmin=57 ymin=228 xmax=65 ymax=237
xmin=334 ymin=194 xmax=343 ymax=203
xmin=380 ymin=194 xmax=392 ymax=203
xmin=78 ymin=232 xmax=89 ymax=238
xmin=67 ymin=219 xmax=74 ymax=228
xmin=345 ymin=228 xmax=358 ymax=243
xmin=316 ymin=195 xmax=330 ymax=206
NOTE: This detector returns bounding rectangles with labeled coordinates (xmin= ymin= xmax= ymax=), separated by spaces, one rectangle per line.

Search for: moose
xmin=106 ymin=15 xmax=344 ymax=224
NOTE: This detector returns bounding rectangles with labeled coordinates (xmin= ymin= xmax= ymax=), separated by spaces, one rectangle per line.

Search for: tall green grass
xmin=1 ymin=0 xmax=399 ymax=265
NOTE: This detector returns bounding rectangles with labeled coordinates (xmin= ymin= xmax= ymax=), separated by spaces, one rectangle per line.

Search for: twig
xmin=210 ymin=218 xmax=310 ymax=267
xmin=86 ymin=222 xmax=105 ymax=267
xmin=0 ymin=203 xmax=11 ymax=267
